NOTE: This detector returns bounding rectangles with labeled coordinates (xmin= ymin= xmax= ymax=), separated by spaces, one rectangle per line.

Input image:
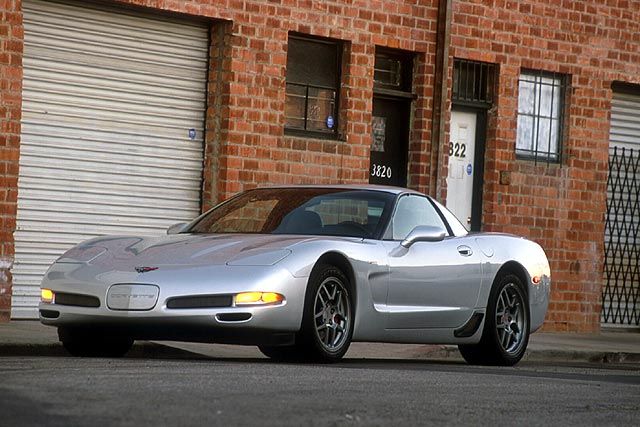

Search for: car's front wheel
xmin=459 ymin=273 xmax=530 ymax=366
xmin=59 ymin=327 xmax=133 ymax=358
xmin=299 ymin=264 xmax=354 ymax=362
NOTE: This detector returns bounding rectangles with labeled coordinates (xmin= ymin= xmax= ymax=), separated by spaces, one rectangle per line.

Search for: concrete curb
xmin=2 ymin=340 xmax=639 ymax=365
xmin=362 ymin=344 xmax=640 ymax=365
xmin=524 ymin=349 xmax=640 ymax=365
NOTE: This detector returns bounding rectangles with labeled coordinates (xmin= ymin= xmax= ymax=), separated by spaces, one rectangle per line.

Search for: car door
xmin=384 ymin=195 xmax=483 ymax=329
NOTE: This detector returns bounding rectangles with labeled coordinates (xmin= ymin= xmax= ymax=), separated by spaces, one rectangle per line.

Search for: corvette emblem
xmin=135 ymin=266 xmax=158 ymax=273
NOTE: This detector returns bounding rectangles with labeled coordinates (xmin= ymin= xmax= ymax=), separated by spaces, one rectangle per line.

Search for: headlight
xmin=234 ymin=292 xmax=284 ymax=306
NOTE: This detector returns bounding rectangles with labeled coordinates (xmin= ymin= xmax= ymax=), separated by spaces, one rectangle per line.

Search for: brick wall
xmin=112 ymin=0 xmax=439 ymax=207
xmin=0 ymin=0 xmax=23 ymax=322
xmin=450 ymin=0 xmax=640 ymax=332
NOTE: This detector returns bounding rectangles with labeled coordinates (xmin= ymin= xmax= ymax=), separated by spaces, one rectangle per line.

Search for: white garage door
xmin=12 ymin=0 xmax=209 ymax=318
xmin=602 ymin=89 xmax=640 ymax=327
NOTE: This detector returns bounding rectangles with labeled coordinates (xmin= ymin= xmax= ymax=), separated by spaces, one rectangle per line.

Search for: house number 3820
xmin=371 ymin=164 xmax=392 ymax=178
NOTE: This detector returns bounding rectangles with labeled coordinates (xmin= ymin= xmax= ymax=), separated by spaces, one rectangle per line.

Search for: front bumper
xmin=39 ymin=262 xmax=308 ymax=344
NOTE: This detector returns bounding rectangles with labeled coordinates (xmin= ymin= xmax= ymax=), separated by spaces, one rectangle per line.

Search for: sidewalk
xmin=1 ymin=320 xmax=639 ymax=365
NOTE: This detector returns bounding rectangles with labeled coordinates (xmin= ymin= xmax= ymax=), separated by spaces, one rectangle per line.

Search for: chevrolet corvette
xmin=39 ymin=185 xmax=550 ymax=365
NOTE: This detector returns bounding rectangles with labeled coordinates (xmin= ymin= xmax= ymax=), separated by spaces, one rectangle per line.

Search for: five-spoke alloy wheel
xmin=300 ymin=264 xmax=353 ymax=362
xmin=259 ymin=264 xmax=354 ymax=363
xmin=312 ymin=274 xmax=351 ymax=354
xmin=459 ymin=273 xmax=530 ymax=366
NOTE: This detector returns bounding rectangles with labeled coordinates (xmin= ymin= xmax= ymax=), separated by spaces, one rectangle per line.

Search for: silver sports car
xmin=39 ymin=185 xmax=550 ymax=365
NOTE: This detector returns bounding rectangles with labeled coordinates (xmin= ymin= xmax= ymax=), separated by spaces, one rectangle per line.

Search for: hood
xmin=57 ymin=233 xmax=319 ymax=269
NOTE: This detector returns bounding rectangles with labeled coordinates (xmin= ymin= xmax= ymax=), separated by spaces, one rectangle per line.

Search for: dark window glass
xmin=373 ymin=50 xmax=413 ymax=92
xmin=452 ymin=59 xmax=496 ymax=105
xmin=187 ymin=188 xmax=394 ymax=239
xmin=285 ymin=35 xmax=340 ymax=135
xmin=374 ymin=55 xmax=402 ymax=87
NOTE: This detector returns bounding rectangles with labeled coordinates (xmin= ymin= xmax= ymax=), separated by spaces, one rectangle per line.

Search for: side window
xmin=389 ymin=195 xmax=448 ymax=240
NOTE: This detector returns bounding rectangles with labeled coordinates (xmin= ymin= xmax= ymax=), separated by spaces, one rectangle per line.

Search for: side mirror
xmin=167 ymin=222 xmax=188 ymax=235
xmin=401 ymin=225 xmax=446 ymax=248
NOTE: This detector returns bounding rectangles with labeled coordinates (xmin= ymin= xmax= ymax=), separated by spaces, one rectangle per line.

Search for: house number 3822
xmin=449 ymin=142 xmax=467 ymax=158
xmin=371 ymin=164 xmax=392 ymax=178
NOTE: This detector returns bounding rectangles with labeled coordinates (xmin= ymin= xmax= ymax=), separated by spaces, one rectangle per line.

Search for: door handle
xmin=457 ymin=245 xmax=473 ymax=256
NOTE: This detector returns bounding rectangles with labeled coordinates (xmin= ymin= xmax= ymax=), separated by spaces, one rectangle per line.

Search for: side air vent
xmin=454 ymin=312 xmax=485 ymax=338
xmin=166 ymin=295 xmax=233 ymax=309
xmin=216 ymin=313 xmax=252 ymax=322
xmin=56 ymin=292 xmax=100 ymax=308
xmin=39 ymin=309 xmax=60 ymax=319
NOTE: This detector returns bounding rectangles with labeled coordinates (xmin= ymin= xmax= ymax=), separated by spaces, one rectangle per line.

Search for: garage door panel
xmin=19 ymin=135 xmax=203 ymax=163
xmin=22 ymin=101 xmax=204 ymax=130
xmin=26 ymin=0 xmax=208 ymax=44
xmin=20 ymin=144 xmax=203 ymax=173
xmin=25 ymin=58 xmax=207 ymax=94
xmin=24 ymin=76 xmax=206 ymax=110
xmin=20 ymin=117 xmax=204 ymax=147
xmin=20 ymin=176 xmax=201 ymax=200
xmin=13 ymin=0 xmax=209 ymax=318
xmin=19 ymin=167 xmax=202 ymax=192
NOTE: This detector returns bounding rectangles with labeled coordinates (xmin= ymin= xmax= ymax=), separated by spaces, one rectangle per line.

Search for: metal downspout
xmin=431 ymin=0 xmax=453 ymax=199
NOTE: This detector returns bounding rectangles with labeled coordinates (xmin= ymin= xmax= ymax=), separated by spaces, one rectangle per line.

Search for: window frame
xmin=515 ymin=69 xmax=568 ymax=164
xmin=285 ymin=34 xmax=342 ymax=139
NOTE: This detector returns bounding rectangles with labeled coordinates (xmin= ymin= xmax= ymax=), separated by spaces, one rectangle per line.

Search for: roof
xmin=260 ymin=184 xmax=424 ymax=196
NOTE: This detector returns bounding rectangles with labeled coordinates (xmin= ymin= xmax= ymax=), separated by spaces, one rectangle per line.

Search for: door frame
xmin=370 ymin=94 xmax=412 ymax=187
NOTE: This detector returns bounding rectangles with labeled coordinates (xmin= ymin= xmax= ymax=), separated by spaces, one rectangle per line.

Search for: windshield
xmin=186 ymin=188 xmax=394 ymax=239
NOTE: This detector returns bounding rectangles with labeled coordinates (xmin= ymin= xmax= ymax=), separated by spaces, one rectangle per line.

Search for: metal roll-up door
xmin=603 ymin=89 xmax=640 ymax=327
xmin=12 ymin=0 xmax=209 ymax=318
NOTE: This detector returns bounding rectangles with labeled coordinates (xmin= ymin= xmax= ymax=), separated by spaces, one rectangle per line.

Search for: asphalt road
xmin=1 ymin=354 xmax=639 ymax=426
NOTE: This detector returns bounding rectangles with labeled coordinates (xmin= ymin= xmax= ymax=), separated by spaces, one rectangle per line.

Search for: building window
xmin=373 ymin=49 xmax=413 ymax=93
xmin=452 ymin=58 xmax=496 ymax=107
xmin=516 ymin=70 xmax=567 ymax=162
xmin=285 ymin=35 xmax=341 ymax=137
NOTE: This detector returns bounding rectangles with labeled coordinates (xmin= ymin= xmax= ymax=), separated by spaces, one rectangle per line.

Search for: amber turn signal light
xmin=41 ymin=288 xmax=55 ymax=304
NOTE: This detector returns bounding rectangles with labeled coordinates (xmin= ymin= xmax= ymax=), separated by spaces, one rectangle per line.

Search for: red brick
xmin=451 ymin=0 xmax=640 ymax=332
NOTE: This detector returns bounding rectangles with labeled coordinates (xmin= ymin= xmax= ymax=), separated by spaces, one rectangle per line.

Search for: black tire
xmin=59 ymin=328 xmax=133 ymax=358
xmin=297 ymin=264 xmax=354 ymax=363
xmin=459 ymin=274 xmax=530 ymax=366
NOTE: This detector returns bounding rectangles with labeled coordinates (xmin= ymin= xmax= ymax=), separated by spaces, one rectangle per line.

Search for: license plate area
xmin=107 ymin=284 xmax=159 ymax=311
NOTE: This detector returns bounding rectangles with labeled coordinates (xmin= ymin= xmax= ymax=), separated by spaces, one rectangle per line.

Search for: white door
xmin=446 ymin=111 xmax=477 ymax=227
xmin=12 ymin=0 xmax=209 ymax=318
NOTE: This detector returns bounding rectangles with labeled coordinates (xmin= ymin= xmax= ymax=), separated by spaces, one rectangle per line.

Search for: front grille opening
xmin=166 ymin=295 xmax=233 ymax=309
xmin=39 ymin=309 xmax=60 ymax=319
xmin=55 ymin=292 xmax=100 ymax=308
xmin=216 ymin=313 xmax=252 ymax=322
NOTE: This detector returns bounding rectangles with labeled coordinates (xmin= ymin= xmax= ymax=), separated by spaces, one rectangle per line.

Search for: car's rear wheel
xmin=458 ymin=273 xmax=530 ymax=366
xmin=59 ymin=327 xmax=133 ymax=358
